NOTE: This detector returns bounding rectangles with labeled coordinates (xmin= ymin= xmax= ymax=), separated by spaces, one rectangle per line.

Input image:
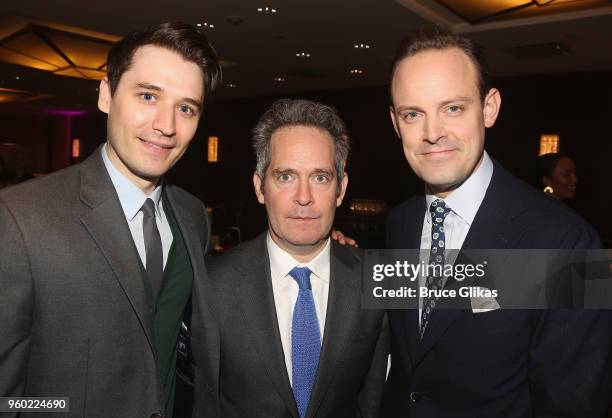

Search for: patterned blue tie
xmin=420 ymin=199 xmax=451 ymax=339
xmin=289 ymin=266 xmax=321 ymax=418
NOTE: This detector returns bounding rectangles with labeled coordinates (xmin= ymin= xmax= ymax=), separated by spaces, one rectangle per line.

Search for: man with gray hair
xmin=192 ymin=98 xmax=389 ymax=417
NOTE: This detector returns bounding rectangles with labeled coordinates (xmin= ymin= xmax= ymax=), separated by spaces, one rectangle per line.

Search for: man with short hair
xmin=382 ymin=30 xmax=610 ymax=417
xmin=192 ymin=98 xmax=389 ymax=418
xmin=0 ymin=22 xmax=221 ymax=418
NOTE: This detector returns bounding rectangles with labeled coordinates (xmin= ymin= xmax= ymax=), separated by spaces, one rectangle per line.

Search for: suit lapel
xmin=232 ymin=235 xmax=299 ymax=417
xmin=461 ymin=162 xmax=527 ymax=251
xmin=307 ymin=242 xmax=362 ymax=417
xmin=78 ymin=148 xmax=155 ymax=353
xmin=413 ymin=161 xmax=526 ymax=363
xmin=165 ymin=187 xmax=220 ymax=395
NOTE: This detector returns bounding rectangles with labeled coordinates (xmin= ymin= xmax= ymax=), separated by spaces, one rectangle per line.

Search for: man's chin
xmin=424 ymin=178 xmax=462 ymax=195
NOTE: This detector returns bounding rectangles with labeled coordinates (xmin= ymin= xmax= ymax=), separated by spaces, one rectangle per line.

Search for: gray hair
xmin=252 ymin=98 xmax=350 ymax=185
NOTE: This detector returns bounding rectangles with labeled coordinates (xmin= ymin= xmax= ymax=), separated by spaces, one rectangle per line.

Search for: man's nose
xmin=152 ymin=104 xmax=176 ymax=137
xmin=294 ymin=178 xmax=313 ymax=206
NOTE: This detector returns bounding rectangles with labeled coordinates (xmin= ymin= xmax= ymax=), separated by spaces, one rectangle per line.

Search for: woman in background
xmin=537 ymin=153 xmax=578 ymax=202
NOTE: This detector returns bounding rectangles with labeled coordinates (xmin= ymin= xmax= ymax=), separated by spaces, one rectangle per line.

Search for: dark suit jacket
xmin=192 ymin=233 xmax=389 ymax=418
xmin=0 ymin=147 xmax=217 ymax=418
xmin=381 ymin=160 xmax=611 ymax=418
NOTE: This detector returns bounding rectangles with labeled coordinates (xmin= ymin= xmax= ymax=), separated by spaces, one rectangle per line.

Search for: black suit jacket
xmin=0 ymin=147 xmax=218 ymax=417
xmin=192 ymin=233 xmax=389 ymax=418
xmin=381 ymin=160 xmax=611 ymax=418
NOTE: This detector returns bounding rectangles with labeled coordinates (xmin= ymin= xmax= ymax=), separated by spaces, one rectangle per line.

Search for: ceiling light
xmin=437 ymin=0 xmax=574 ymax=24
xmin=350 ymin=69 xmax=364 ymax=75
xmin=226 ymin=83 xmax=237 ymax=88
xmin=257 ymin=7 xmax=277 ymax=14
xmin=274 ymin=77 xmax=286 ymax=82
xmin=197 ymin=22 xmax=215 ymax=29
xmin=0 ymin=20 xmax=118 ymax=80
xmin=295 ymin=52 xmax=311 ymax=58
xmin=353 ymin=43 xmax=371 ymax=49
xmin=14 ymin=76 xmax=20 ymax=80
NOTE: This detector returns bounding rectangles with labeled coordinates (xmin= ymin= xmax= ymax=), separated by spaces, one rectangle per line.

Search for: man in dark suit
xmin=192 ymin=99 xmax=389 ymax=418
xmin=381 ymin=30 xmax=611 ymax=417
xmin=0 ymin=22 xmax=221 ymax=418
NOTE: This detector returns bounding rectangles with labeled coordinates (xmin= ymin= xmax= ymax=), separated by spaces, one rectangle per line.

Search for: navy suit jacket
xmin=381 ymin=160 xmax=611 ymax=418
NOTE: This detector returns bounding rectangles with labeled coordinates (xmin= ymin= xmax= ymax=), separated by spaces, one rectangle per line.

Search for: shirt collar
xmin=267 ymin=232 xmax=331 ymax=284
xmin=101 ymin=142 xmax=163 ymax=221
xmin=425 ymin=151 xmax=493 ymax=226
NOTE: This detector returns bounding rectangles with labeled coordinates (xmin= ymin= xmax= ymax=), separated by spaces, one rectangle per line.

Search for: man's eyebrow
xmin=136 ymin=82 xmax=162 ymax=91
xmin=313 ymin=168 xmax=335 ymax=177
xmin=271 ymin=168 xmax=296 ymax=175
xmin=136 ymin=82 xmax=202 ymax=110
xmin=395 ymin=105 xmax=425 ymax=113
xmin=184 ymin=97 xmax=202 ymax=111
xmin=395 ymin=97 xmax=474 ymax=113
xmin=439 ymin=96 xmax=473 ymax=106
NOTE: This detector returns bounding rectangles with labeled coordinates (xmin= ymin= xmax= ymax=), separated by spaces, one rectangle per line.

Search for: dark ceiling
xmin=0 ymin=0 xmax=611 ymax=112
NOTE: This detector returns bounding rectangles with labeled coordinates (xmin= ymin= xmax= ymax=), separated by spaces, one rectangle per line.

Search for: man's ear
xmin=336 ymin=172 xmax=349 ymax=207
xmin=389 ymin=105 xmax=401 ymax=138
xmin=483 ymin=88 xmax=501 ymax=128
xmin=253 ymin=172 xmax=265 ymax=204
xmin=98 ymin=78 xmax=111 ymax=114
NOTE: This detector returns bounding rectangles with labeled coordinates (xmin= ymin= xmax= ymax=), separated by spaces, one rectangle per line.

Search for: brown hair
xmin=106 ymin=21 xmax=222 ymax=105
xmin=390 ymin=29 xmax=491 ymax=104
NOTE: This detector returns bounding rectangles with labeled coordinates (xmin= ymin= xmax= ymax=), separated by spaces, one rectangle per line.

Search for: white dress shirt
xmin=417 ymin=151 xmax=494 ymax=322
xmin=267 ymin=233 xmax=330 ymax=385
xmin=101 ymin=143 xmax=173 ymax=269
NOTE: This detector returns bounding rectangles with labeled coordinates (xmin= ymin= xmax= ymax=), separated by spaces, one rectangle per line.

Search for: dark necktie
xmin=420 ymin=199 xmax=451 ymax=339
xmin=289 ymin=266 xmax=321 ymax=418
xmin=141 ymin=198 xmax=163 ymax=297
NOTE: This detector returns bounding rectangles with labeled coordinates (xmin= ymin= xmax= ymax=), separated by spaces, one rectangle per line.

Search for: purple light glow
xmin=44 ymin=109 xmax=87 ymax=116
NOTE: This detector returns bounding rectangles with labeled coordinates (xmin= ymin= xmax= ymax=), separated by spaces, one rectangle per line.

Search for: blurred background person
xmin=537 ymin=153 xmax=578 ymax=202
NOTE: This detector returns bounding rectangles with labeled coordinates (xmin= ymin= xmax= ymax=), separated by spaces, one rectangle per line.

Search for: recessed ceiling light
xmin=274 ymin=77 xmax=286 ymax=82
xmin=197 ymin=22 xmax=215 ymax=29
xmin=257 ymin=6 xmax=277 ymax=14
xmin=350 ymin=69 xmax=364 ymax=75
xmin=353 ymin=43 xmax=371 ymax=49
xmin=14 ymin=76 xmax=20 ymax=80
xmin=295 ymin=52 xmax=311 ymax=58
xmin=226 ymin=83 xmax=237 ymax=88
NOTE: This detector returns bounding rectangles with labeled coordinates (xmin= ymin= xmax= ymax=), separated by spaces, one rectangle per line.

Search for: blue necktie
xmin=289 ymin=266 xmax=321 ymax=418
xmin=420 ymin=199 xmax=451 ymax=339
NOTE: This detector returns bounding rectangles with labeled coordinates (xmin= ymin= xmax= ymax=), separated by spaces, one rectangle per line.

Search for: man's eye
xmin=278 ymin=174 xmax=292 ymax=182
xmin=403 ymin=111 xmax=420 ymax=121
xmin=141 ymin=92 xmax=155 ymax=101
xmin=314 ymin=175 xmax=329 ymax=183
xmin=179 ymin=104 xmax=194 ymax=115
xmin=447 ymin=105 xmax=462 ymax=114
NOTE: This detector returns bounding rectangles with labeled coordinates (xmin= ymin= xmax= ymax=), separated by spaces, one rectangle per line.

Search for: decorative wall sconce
xmin=539 ymin=134 xmax=559 ymax=155
xmin=72 ymin=138 xmax=80 ymax=159
xmin=208 ymin=136 xmax=219 ymax=163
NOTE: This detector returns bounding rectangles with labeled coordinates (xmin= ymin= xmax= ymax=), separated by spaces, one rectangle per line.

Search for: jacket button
xmin=151 ymin=413 xmax=162 ymax=418
xmin=409 ymin=391 xmax=422 ymax=402
xmin=207 ymin=384 xmax=215 ymax=394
